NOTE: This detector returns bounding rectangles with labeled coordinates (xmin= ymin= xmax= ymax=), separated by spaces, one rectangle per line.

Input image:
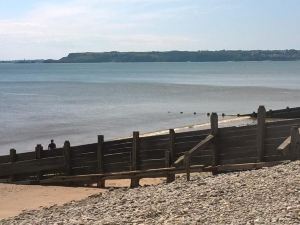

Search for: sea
xmin=0 ymin=61 xmax=300 ymax=154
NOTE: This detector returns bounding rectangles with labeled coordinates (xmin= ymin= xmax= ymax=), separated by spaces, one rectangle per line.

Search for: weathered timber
xmin=257 ymin=105 xmax=266 ymax=162
xmin=277 ymin=136 xmax=291 ymax=153
xmin=0 ymin=156 xmax=65 ymax=177
xmin=290 ymin=126 xmax=300 ymax=160
xmin=9 ymin=149 xmax=17 ymax=181
xmin=35 ymin=144 xmax=43 ymax=181
xmin=39 ymin=165 xmax=205 ymax=185
xmin=63 ymin=141 xmax=72 ymax=175
xmin=184 ymin=152 xmax=191 ymax=181
xmin=173 ymin=134 xmax=214 ymax=167
xmin=210 ymin=113 xmax=218 ymax=165
xmin=166 ymin=129 xmax=176 ymax=183
xmin=131 ymin=131 xmax=140 ymax=188
xmin=96 ymin=135 xmax=105 ymax=188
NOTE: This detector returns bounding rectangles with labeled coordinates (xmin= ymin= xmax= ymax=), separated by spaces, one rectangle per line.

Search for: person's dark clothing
xmin=48 ymin=142 xmax=56 ymax=150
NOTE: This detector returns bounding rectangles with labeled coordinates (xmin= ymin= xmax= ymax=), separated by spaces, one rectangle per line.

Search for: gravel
xmin=1 ymin=161 xmax=300 ymax=225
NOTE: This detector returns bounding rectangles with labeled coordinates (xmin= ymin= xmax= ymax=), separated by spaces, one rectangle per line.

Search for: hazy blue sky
xmin=0 ymin=0 xmax=299 ymax=59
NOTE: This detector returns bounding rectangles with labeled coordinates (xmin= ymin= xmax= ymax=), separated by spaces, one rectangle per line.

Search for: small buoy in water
xmin=222 ymin=113 xmax=225 ymax=117
xmin=193 ymin=112 xmax=197 ymax=115
xmin=207 ymin=113 xmax=210 ymax=117
xmin=180 ymin=112 xmax=183 ymax=114
xmin=168 ymin=111 xmax=171 ymax=113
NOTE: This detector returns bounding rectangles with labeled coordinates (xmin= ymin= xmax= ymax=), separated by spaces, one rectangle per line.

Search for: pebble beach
xmin=1 ymin=161 xmax=299 ymax=225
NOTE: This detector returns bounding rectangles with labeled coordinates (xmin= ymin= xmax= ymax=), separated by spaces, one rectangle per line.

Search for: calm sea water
xmin=0 ymin=61 xmax=300 ymax=154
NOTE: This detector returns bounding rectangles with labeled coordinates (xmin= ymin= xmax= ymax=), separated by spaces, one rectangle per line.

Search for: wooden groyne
xmin=237 ymin=106 xmax=300 ymax=119
xmin=0 ymin=105 xmax=299 ymax=187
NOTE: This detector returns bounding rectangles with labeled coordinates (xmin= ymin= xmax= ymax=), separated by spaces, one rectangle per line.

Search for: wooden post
xmin=166 ymin=129 xmax=176 ymax=183
xmin=290 ymin=126 xmax=300 ymax=161
xmin=63 ymin=140 xmax=71 ymax=175
xmin=9 ymin=148 xmax=17 ymax=182
xmin=130 ymin=131 xmax=139 ymax=188
xmin=35 ymin=144 xmax=43 ymax=181
xmin=184 ymin=152 xmax=191 ymax=181
xmin=97 ymin=135 xmax=105 ymax=188
xmin=257 ymin=105 xmax=266 ymax=162
xmin=210 ymin=112 xmax=218 ymax=166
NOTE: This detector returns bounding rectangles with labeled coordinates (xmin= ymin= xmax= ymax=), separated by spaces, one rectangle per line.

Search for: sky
xmin=0 ymin=0 xmax=299 ymax=60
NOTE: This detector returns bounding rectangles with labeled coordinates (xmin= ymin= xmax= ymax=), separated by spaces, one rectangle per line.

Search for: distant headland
xmin=2 ymin=50 xmax=300 ymax=63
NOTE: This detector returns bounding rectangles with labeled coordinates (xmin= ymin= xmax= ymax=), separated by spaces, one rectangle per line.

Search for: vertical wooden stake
xmin=35 ymin=144 xmax=43 ymax=182
xmin=63 ymin=140 xmax=72 ymax=175
xmin=290 ymin=126 xmax=300 ymax=161
xmin=210 ymin=112 xmax=219 ymax=166
xmin=9 ymin=149 xmax=17 ymax=182
xmin=97 ymin=135 xmax=105 ymax=188
xmin=131 ymin=131 xmax=139 ymax=188
xmin=166 ymin=129 xmax=176 ymax=183
xmin=185 ymin=152 xmax=191 ymax=181
xmin=257 ymin=105 xmax=266 ymax=162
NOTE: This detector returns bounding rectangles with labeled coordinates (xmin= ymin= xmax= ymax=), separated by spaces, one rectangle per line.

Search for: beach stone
xmin=1 ymin=161 xmax=300 ymax=225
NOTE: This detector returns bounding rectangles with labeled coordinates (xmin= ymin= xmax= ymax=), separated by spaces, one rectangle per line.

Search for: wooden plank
xmin=70 ymin=143 xmax=97 ymax=154
xmin=10 ymin=149 xmax=17 ymax=181
xmin=42 ymin=148 xmax=63 ymax=158
xmin=175 ymin=134 xmax=209 ymax=143
xmin=219 ymin=156 xmax=257 ymax=165
xmin=277 ymin=136 xmax=291 ymax=153
xmin=17 ymin=152 xmax=36 ymax=161
xmin=184 ymin=152 xmax=191 ymax=181
xmin=40 ymin=165 xmax=206 ymax=185
xmin=139 ymin=149 xmax=165 ymax=160
xmin=103 ymin=146 xmax=132 ymax=155
xmin=104 ymin=138 xmax=132 ymax=148
xmin=219 ymin=147 xmax=257 ymax=160
xmin=139 ymin=139 xmax=169 ymax=151
xmin=104 ymin=162 xmax=131 ymax=173
xmin=173 ymin=134 xmax=214 ymax=167
xmin=35 ymin=144 xmax=43 ymax=181
xmin=219 ymin=128 xmax=257 ymax=138
xmin=210 ymin=113 xmax=218 ymax=166
xmin=0 ymin=155 xmax=10 ymax=164
xmin=219 ymin=135 xmax=256 ymax=148
xmin=140 ymin=134 xmax=169 ymax=142
xmin=0 ymin=156 xmax=65 ymax=176
xmin=257 ymin=105 xmax=266 ymax=162
xmin=265 ymin=136 xmax=288 ymax=145
xmin=175 ymin=129 xmax=210 ymax=139
xmin=97 ymin=135 xmax=104 ymax=173
xmin=63 ymin=141 xmax=72 ymax=175
xmin=190 ymin=155 xmax=214 ymax=166
xmin=139 ymin=159 xmax=165 ymax=170
xmin=71 ymin=159 xmax=98 ymax=168
xmin=266 ymin=118 xmax=300 ymax=128
xmin=131 ymin=131 xmax=139 ymax=187
xmin=104 ymin=152 xmax=131 ymax=163
xmin=166 ymin=129 xmax=176 ymax=183
xmin=71 ymin=166 xmax=97 ymax=175
xmin=290 ymin=126 xmax=300 ymax=160
xmin=266 ymin=126 xmax=293 ymax=139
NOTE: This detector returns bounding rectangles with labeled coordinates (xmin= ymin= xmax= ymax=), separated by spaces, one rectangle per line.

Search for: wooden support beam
xmin=210 ymin=112 xmax=218 ymax=166
xmin=97 ymin=135 xmax=105 ymax=188
xmin=277 ymin=136 xmax=291 ymax=154
xmin=166 ymin=129 xmax=176 ymax=183
xmin=35 ymin=144 xmax=43 ymax=181
xmin=63 ymin=141 xmax=72 ymax=175
xmin=290 ymin=126 xmax=300 ymax=161
xmin=173 ymin=134 xmax=214 ymax=167
xmin=9 ymin=149 xmax=16 ymax=182
xmin=131 ymin=131 xmax=140 ymax=188
xmin=257 ymin=105 xmax=266 ymax=162
xmin=184 ymin=152 xmax=191 ymax=181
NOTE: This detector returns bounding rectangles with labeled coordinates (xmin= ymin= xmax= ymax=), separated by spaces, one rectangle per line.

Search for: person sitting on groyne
xmin=48 ymin=139 xmax=56 ymax=150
